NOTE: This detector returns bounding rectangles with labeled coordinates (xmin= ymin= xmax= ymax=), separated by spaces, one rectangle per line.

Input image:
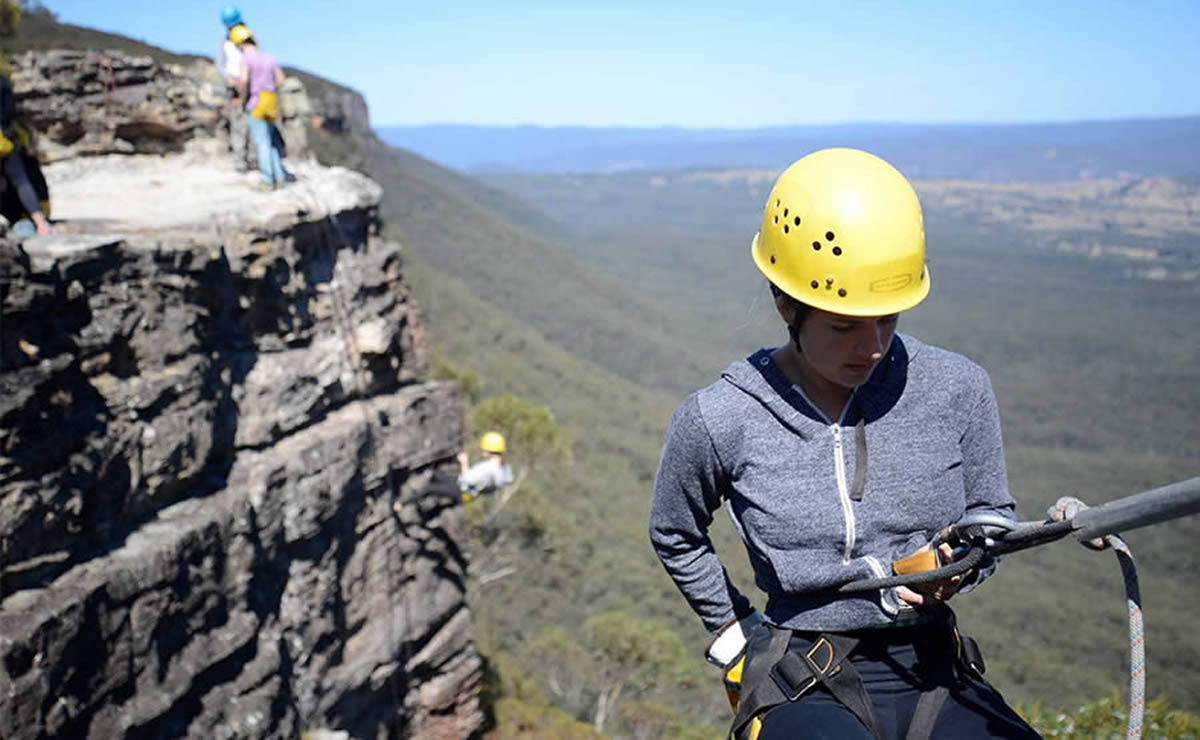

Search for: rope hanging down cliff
xmin=291 ymin=179 xmax=411 ymax=723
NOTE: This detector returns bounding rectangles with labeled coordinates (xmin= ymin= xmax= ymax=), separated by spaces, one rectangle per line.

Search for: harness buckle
xmin=767 ymin=635 xmax=839 ymax=702
xmin=806 ymin=636 xmax=836 ymax=673
xmin=769 ymin=665 xmax=816 ymax=702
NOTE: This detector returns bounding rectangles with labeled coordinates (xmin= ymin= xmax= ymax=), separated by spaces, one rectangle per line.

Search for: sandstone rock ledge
xmin=0 ymin=155 xmax=482 ymax=739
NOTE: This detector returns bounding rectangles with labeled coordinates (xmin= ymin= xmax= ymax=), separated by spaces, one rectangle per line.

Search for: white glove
xmin=705 ymin=610 xmax=765 ymax=668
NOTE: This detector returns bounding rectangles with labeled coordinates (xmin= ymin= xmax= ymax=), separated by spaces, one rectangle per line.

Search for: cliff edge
xmin=0 ymin=48 xmax=482 ymax=740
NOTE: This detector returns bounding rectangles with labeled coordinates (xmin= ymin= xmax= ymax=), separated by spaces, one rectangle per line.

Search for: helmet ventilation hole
xmin=838 ymin=289 xmax=847 ymax=297
xmin=773 ymin=215 xmax=779 ymax=224
xmin=825 ymin=231 xmax=836 ymax=241
xmin=783 ymin=208 xmax=789 ymax=218
xmin=776 ymin=199 xmax=781 ymax=207
xmin=770 ymin=255 xmax=776 ymax=264
xmin=811 ymin=241 xmax=821 ymax=251
xmin=783 ymin=225 xmax=789 ymax=234
xmin=810 ymin=280 xmax=819 ymax=289
xmin=832 ymin=247 xmax=842 ymax=256
xmin=793 ymin=216 xmax=801 ymax=226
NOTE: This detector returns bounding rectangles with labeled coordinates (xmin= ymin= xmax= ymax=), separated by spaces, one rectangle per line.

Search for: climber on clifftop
xmin=216 ymin=5 xmax=254 ymax=173
xmin=0 ymin=74 xmax=51 ymax=236
xmin=231 ymin=24 xmax=296 ymax=191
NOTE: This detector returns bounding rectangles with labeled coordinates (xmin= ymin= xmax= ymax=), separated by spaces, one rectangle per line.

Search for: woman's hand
xmin=897 ymin=543 xmax=962 ymax=605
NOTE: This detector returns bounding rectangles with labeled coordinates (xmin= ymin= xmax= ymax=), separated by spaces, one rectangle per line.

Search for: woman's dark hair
xmin=769 ymin=282 xmax=811 ymax=351
xmin=768 ymin=282 xmax=811 ymax=324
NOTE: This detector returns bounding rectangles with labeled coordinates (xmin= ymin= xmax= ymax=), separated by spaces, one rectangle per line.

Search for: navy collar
xmin=749 ymin=336 xmax=909 ymax=426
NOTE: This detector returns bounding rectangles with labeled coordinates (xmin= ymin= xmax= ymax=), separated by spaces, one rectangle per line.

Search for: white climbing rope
xmin=1050 ymin=497 xmax=1144 ymax=739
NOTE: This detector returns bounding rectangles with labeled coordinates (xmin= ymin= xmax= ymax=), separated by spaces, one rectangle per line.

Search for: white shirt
xmin=458 ymin=457 xmax=514 ymax=496
xmin=216 ymin=39 xmax=242 ymax=81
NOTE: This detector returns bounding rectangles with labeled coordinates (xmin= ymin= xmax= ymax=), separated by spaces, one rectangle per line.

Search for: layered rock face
xmin=0 ymin=151 xmax=482 ymax=737
xmin=8 ymin=48 xmax=323 ymax=163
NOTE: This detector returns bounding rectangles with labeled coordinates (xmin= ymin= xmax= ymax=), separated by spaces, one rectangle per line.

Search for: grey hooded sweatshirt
xmin=649 ymin=333 xmax=1015 ymax=633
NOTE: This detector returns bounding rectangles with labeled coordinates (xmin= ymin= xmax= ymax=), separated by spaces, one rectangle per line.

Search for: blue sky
xmin=42 ymin=0 xmax=1200 ymax=128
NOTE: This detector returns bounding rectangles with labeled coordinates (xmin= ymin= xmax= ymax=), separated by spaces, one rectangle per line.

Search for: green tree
xmin=461 ymin=392 xmax=575 ymax=589
xmin=0 ymin=0 xmax=19 ymax=37
xmin=480 ymin=653 xmax=604 ymax=740
xmin=1019 ymin=691 xmax=1200 ymax=739
xmin=0 ymin=0 xmax=20 ymax=77
xmin=428 ymin=350 xmax=482 ymax=403
xmin=518 ymin=613 xmax=698 ymax=735
xmin=523 ymin=625 xmax=595 ymax=718
xmin=466 ymin=392 xmax=570 ymax=476
xmin=617 ymin=701 xmax=715 ymax=740
xmin=583 ymin=610 xmax=694 ymax=734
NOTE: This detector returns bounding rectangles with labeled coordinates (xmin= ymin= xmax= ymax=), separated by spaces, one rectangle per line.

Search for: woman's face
xmin=783 ymin=302 xmax=900 ymax=389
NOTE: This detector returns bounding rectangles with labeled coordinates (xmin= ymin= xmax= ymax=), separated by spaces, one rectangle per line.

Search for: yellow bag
xmin=250 ymin=90 xmax=279 ymax=122
xmin=0 ymin=130 xmax=13 ymax=158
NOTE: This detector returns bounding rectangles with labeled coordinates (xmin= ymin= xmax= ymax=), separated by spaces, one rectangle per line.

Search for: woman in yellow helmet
xmin=231 ymin=25 xmax=294 ymax=190
xmin=458 ymin=431 xmax=513 ymax=501
xmin=649 ymin=149 xmax=1038 ymax=739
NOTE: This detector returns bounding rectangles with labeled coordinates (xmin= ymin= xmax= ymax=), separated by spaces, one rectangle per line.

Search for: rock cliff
xmin=0 ymin=50 xmax=481 ymax=740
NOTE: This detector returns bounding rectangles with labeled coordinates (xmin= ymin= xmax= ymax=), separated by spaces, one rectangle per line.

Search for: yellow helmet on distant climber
xmin=229 ymin=24 xmax=252 ymax=45
xmin=480 ymin=431 xmax=507 ymax=454
xmin=751 ymin=148 xmax=929 ymax=317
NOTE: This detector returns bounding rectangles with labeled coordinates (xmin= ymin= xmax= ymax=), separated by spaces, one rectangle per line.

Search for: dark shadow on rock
xmin=469 ymin=651 xmax=500 ymax=740
xmin=2 ymin=246 xmax=256 ymax=599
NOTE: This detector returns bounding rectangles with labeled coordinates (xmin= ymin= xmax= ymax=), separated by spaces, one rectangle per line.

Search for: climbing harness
xmin=726 ymin=607 xmax=985 ymax=740
xmin=731 ymin=476 xmax=1200 ymax=740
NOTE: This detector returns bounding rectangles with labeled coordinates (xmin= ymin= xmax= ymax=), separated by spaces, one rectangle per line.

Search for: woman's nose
xmin=860 ymin=325 xmax=884 ymax=359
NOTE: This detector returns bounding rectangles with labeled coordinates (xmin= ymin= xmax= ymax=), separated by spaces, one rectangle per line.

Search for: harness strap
xmin=730 ymin=625 xmax=792 ymax=738
xmin=905 ymin=607 xmax=976 ymax=740
xmin=730 ymin=629 xmax=883 ymax=740
xmin=905 ymin=686 xmax=950 ymax=740
xmin=731 ymin=609 xmax=988 ymax=740
xmin=811 ymin=638 xmax=884 ymax=740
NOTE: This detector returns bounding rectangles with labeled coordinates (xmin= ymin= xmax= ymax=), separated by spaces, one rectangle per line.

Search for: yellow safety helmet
xmin=479 ymin=431 xmax=506 ymax=454
xmin=751 ymin=148 xmax=929 ymax=317
xmin=229 ymin=24 xmax=253 ymax=45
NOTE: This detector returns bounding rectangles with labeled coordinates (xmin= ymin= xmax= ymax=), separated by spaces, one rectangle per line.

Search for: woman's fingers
xmin=897 ymin=577 xmax=961 ymax=606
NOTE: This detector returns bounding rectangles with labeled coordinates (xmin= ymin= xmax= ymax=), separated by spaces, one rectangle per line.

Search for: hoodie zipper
xmin=831 ymin=423 xmax=856 ymax=564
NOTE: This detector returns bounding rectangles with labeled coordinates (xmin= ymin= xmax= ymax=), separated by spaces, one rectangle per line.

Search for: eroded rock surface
xmin=8 ymin=48 xmax=318 ymax=163
xmin=0 ymin=154 xmax=482 ymax=738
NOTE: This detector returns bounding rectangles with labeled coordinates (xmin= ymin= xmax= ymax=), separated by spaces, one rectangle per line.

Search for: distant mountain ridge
xmin=376 ymin=118 xmax=1200 ymax=180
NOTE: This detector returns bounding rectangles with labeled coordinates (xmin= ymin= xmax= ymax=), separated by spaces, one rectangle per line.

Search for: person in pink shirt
xmin=231 ymin=25 xmax=295 ymax=190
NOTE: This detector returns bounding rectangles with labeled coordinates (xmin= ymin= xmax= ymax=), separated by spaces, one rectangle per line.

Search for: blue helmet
xmin=221 ymin=5 xmax=243 ymax=28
